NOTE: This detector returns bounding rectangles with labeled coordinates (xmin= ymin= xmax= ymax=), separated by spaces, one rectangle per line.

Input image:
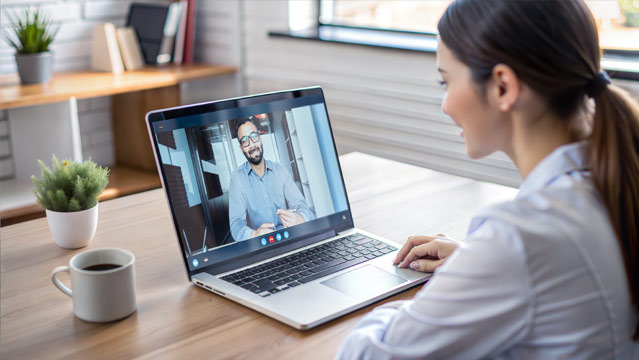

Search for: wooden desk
xmin=1 ymin=152 xmax=518 ymax=359
xmin=0 ymin=64 xmax=236 ymax=225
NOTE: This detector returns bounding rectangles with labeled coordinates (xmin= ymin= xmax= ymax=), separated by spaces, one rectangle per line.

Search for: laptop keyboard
xmin=220 ymin=233 xmax=397 ymax=297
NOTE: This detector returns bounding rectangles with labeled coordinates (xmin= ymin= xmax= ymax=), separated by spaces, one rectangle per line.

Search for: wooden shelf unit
xmin=0 ymin=64 xmax=236 ymax=110
xmin=0 ymin=64 xmax=236 ymax=226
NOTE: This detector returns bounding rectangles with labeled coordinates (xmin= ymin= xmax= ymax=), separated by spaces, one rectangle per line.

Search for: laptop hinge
xmin=198 ymin=229 xmax=337 ymax=276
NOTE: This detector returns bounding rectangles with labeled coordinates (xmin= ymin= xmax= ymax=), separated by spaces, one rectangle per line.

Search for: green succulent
xmin=32 ymin=156 xmax=110 ymax=212
xmin=3 ymin=8 xmax=59 ymax=54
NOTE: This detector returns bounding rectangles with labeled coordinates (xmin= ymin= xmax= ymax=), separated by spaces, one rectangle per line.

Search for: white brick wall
xmin=0 ymin=0 xmax=167 ymax=179
xmin=1 ymin=3 xmax=84 ymax=74
xmin=1 ymin=0 xmax=242 ymax=181
xmin=85 ymin=1 xmax=134 ymax=20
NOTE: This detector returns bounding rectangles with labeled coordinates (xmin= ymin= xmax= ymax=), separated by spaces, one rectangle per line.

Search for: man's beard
xmin=244 ymin=144 xmax=263 ymax=165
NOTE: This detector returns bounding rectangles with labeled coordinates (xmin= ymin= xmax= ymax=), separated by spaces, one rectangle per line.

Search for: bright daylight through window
xmin=320 ymin=0 xmax=639 ymax=52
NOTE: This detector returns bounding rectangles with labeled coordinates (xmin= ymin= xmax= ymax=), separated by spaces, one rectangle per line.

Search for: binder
xmin=126 ymin=2 xmax=183 ymax=65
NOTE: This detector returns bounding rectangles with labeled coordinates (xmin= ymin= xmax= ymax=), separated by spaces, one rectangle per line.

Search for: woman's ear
xmin=489 ymin=64 xmax=520 ymax=112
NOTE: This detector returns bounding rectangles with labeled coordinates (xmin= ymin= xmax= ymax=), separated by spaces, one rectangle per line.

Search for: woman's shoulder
xmin=467 ymin=172 xmax=614 ymax=264
xmin=471 ymin=171 xmax=602 ymax=235
xmin=463 ymin=173 xmax=632 ymax=353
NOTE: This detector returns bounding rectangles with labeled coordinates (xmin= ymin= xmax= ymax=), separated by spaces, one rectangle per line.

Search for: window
xmin=319 ymin=0 xmax=639 ymax=52
xmin=319 ymin=0 xmax=452 ymax=35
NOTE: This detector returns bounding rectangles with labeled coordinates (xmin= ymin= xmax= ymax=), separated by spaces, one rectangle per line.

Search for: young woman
xmin=337 ymin=0 xmax=639 ymax=358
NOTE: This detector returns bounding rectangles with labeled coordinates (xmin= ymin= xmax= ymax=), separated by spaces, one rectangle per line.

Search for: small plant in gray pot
xmin=3 ymin=9 xmax=58 ymax=84
xmin=32 ymin=156 xmax=109 ymax=249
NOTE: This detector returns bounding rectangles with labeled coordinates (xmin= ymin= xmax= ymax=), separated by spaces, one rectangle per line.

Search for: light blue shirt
xmin=336 ymin=142 xmax=638 ymax=359
xmin=228 ymin=160 xmax=315 ymax=242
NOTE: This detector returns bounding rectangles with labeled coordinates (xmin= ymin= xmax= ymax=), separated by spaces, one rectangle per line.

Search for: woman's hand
xmin=393 ymin=234 xmax=459 ymax=272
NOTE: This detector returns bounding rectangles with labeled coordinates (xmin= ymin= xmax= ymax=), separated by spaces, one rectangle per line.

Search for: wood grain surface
xmin=0 ymin=64 xmax=236 ymax=110
xmin=0 ymin=152 xmax=518 ymax=359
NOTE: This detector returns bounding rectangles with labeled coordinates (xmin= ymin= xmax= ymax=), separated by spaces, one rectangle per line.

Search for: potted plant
xmin=32 ymin=156 xmax=109 ymax=249
xmin=3 ymin=8 xmax=58 ymax=84
xmin=619 ymin=0 xmax=639 ymax=27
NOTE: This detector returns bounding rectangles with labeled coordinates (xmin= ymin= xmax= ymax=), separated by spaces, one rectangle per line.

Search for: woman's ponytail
xmin=589 ymin=84 xmax=639 ymax=340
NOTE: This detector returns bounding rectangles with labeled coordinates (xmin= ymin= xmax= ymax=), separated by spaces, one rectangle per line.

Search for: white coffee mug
xmin=51 ymin=248 xmax=137 ymax=322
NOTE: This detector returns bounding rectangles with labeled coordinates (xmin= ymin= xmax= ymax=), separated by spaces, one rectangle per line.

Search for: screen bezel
xmin=145 ymin=86 xmax=355 ymax=280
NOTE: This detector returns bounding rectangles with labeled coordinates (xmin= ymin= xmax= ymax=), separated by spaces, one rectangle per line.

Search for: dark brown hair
xmin=234 ymin=117 xmax=256 ymax=140
xmin=438 ymin=0 xmax=639 ymax=340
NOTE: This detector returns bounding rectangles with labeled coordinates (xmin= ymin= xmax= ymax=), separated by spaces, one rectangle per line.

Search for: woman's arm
xmin=336 ymin=220 xmax=532 ymax=359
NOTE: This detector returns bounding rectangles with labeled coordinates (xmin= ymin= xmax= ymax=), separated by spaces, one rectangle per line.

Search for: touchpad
xmin=321 ymin=265 xmax=407 ymax=300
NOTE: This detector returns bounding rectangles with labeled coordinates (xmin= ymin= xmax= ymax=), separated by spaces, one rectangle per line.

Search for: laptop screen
xmin=147 ymin=87 xmax=353 ymax=274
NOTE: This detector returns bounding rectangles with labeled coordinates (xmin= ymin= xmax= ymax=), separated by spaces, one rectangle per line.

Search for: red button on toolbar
xmin=268 ymin=236 xmax=274 ymax=243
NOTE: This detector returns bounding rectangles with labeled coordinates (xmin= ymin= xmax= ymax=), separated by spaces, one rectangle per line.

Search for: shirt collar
xmin=517 ymin=141 xmax=589 ymax=198
xmin=243 ymin=159 xmax=273 ymax=176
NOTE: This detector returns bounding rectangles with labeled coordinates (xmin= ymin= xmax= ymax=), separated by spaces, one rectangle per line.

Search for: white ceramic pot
xmin=46 ymin=204 xmax=98 ymax=249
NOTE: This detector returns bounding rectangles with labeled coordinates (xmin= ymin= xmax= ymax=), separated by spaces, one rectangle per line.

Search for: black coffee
xmin=83 ymin=263 xmax=122 ymax=271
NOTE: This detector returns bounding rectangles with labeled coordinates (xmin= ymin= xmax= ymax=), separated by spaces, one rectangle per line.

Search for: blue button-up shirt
xmin=229 ymin=160 xmax=315 ymax=242
xmin=336 ymin=142 xmax=638 ymax=359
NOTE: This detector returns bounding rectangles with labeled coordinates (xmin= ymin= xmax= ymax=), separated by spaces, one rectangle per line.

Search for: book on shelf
xmin=173 ymin=0 xmax=189 ymax=65
xmin=182 ymin=0 xmax=197 ymax=64
xmin=116 ymin=27 xmax=145 ymax=71
xmin=158 ymin=2 xmax=183 ymax=64
xmin=91 ymin=23 xmax=124 ymax=74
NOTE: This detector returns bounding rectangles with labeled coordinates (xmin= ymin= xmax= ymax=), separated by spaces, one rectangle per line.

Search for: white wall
xmin=241 ymin=0 xmax=522 ymax=186
xmin=0 ymin=0 xmax=168 ymax=75
xmin=182 ymin=0 xmax=243 ymax=104
xmin=1 ymin=0 xmax=637 ymax=187
xmin=0 ymin=0 xmax=242 ymax=181
xmin=0 ymin=0 xmax=165 ymax=180
xmin=241 ymin=0 xmax=639 ymax=187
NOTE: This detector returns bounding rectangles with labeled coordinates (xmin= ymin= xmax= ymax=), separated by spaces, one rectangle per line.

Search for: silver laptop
xmin=145 ymin=87 xmax=430 ymax=329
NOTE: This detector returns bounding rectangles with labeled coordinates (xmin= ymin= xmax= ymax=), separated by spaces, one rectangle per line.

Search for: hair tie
xmin=585 ymin=71 xmax=611 ymax=98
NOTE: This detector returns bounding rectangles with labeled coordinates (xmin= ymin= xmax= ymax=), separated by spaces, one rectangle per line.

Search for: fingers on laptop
xmin=397 ymin=240 xmax=442 ymax=269
xmin=408 ymin=257 xmax=447 ymax=272
xmin=395 ymin=234 xmax=459 ymax=273
xmin=393 ymin=235 xmax=440 ymax=265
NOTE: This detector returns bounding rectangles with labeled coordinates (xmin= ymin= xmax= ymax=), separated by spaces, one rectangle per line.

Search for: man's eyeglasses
xmin=239 ymin=132 xmax=260 ymax=147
